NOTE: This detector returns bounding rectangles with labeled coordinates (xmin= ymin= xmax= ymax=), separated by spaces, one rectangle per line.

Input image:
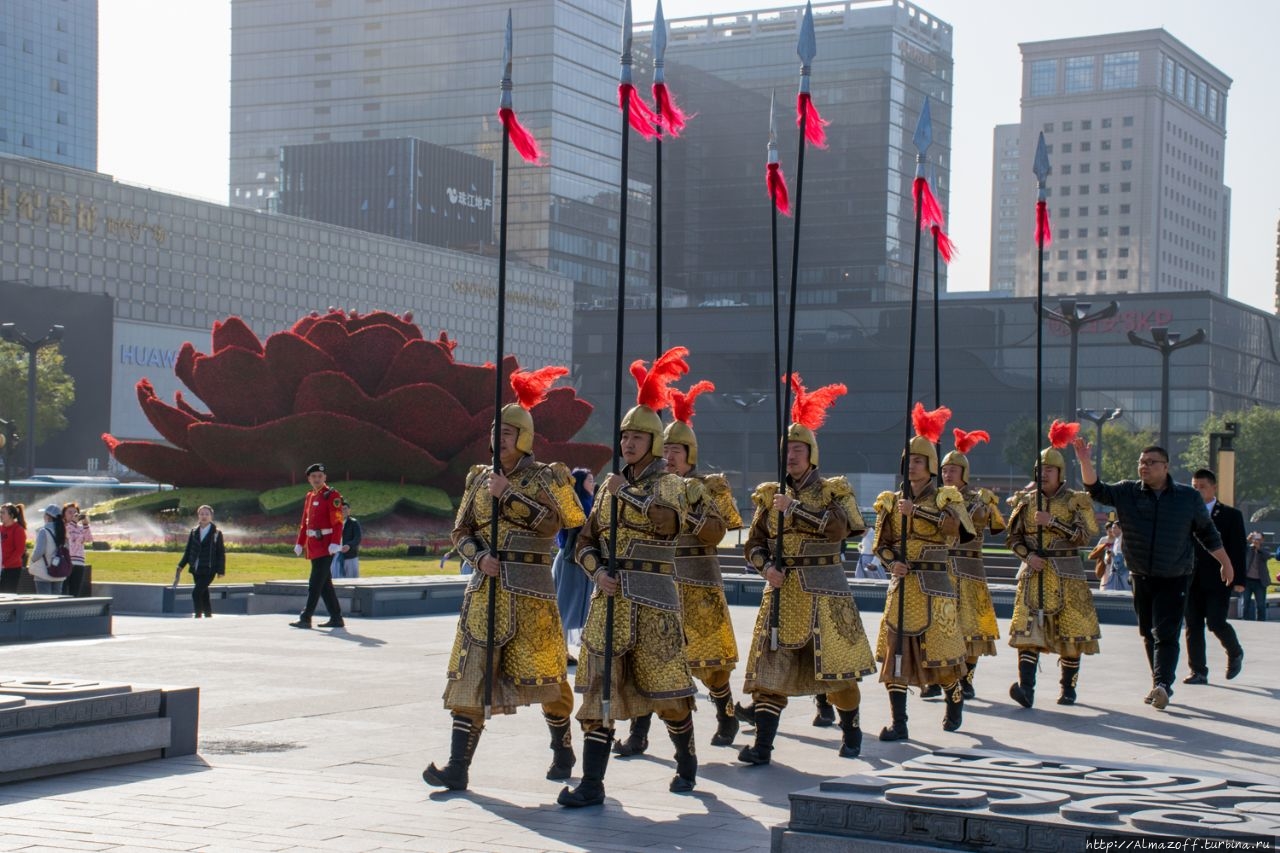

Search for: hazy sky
xmin=99 ymin=0 xmax=1279 ymax=311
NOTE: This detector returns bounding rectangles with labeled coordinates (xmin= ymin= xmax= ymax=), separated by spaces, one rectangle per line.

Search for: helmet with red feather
xmin=786 ymin=374 xmax=847 ymax=468
xmin=906 ymin=402 xmax=952 ymax=476
xmin=620 ymin=347 xmax=690 ymax=457
xmin=663 ymin=379 xmax=714 ymax=467
xmin=501 ymin=366 xmax=569 ymax=455
xmin=1038 ymin=419 xmax=1080 ymax=477
xmin=941 ymin=427 xmax=991 ymax=485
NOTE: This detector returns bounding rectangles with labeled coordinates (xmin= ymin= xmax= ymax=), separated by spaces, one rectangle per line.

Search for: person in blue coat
xmin=552 ymin=468 xmax=595 ymax=665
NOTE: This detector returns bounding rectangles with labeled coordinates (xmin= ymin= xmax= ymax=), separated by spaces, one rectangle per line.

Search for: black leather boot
xmin=942 ymin=682 xmax=964 ymax=732
xmin=709 ymin=685 xmax=738 ymax=747
xmin=1009 ymin=651 xmax=1039 ymax=709
xmin=734 ymin=700 xmax=757 ymax=728
xmin=613 ymin=712 xmax=651 ymax=757
xmin=737 ymin=701 xmax=780 ymax=765
xmin=961 ymin=658 xmax=978 ymax=700
xmin=557 ymin=727 xmax=612 ymax=808
xmin=836 ymin=708 xmax=862 ymax=758
xmin=422 ymin=714 xmax=482 ymax=791
xmin=878 ymin=687 xmax=909 ymax=741
xmin=812 ymin=693 xmax=835 ymax=727
xmin=545 ymin=713 xmax=576 ymax=781
xmin=919 ymin=683 xmax=942 ymax=699
xmin=1058 ymin=657 xmax=1080 ymax=705
xmin=665 ymin=714 xmax=697 ymax=792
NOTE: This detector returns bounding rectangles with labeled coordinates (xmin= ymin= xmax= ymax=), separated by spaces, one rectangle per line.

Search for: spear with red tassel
xmin=770 ymin=2 xmax=821 ymax=652
xmin=650 ymin=0 xmax=691 ymax=359
xmin=1032 ymin=132 xmax=1052 ymax=627
xmin=766 ymin=91 xmax=789 ymax=463
xmin=483 ymin=11 xmax=545 ymax=721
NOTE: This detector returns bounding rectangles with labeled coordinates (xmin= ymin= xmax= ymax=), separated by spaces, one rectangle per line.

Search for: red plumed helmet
xmin=786 ymin=373 xmax=847 ymax=467
xmin=953 ymin=428 xmax=991 ymax=454
xmin=510 ymin=366 xmax=569 ymax=411
xmin=670 ymin=380 xmax=715 ymax=426
xmin=912 ymin=402 xmax=952 ymax=443
xmin=623 ymin=346 xmax=690 ymax=455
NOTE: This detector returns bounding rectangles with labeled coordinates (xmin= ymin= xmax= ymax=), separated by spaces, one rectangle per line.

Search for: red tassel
xmin=618 ymin=83 xmax=660 ymax=140
xmin=1048 ymin=419 xmax=1080 ymax=449
xmin=931 ymin=224 xmax=956 ymax=263
xmin=913 ymin=177 xmax=944 ymax=231
xmin=795 ymin=92 xmax=829 ymax=148
xmin=651 ymin=82 xmax=691 ymax=138
xmin=766 ymin=162 xmax=791 ymax=216
xmin=1035 ymin=199 xmax=1053 ymax=247
xmin=497 ymin=107 xmax=544 ymax=165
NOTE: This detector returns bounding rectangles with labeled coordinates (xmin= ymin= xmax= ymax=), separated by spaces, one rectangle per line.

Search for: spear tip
xmin=1033 ymin=131 xmax=1051 ymax=184
xmin=797 ymin=1 xmax=817 ymax=66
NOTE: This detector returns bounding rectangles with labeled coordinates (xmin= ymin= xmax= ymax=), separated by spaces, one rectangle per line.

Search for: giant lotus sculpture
xmin=102 ymin=310 xmax=610 ymax=492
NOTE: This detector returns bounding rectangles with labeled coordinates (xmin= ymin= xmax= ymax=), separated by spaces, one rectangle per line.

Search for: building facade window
xmin=1102 ymin=51 xmax=1139 ymax=89
xmin=1030 ymin=60 xmax=1057 ymax=96
xmin=1065 ymin=56 xmax=1095 ymax=93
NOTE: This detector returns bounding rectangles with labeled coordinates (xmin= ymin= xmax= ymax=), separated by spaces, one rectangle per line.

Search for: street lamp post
xmin=1040 ymin=299 xmax=1119 ymax=425
xmin=723 ymin=392 xmax=768 ymax=536
xmin=0 ymin=323 xmax=65 ymax=477
xmin=1126 ymin=325 xmax=1206 ymax=454
xmin=1077 ymin=407 xmax=1123 ymax=479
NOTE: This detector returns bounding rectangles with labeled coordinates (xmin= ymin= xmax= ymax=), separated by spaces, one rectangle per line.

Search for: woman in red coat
xmin=0 ymin=503 xmax=28 ymax=594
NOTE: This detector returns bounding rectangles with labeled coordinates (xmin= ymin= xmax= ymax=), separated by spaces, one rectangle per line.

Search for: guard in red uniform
xmin=291 ymin=462 xmax=346 ymax=629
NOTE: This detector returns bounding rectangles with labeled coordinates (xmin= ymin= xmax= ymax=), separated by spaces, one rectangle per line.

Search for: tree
xmin=0 ymin=343 xmax=75 ymax=456
xmin=1002 ymin=415 xmax=1038 ymax=474
xmin=1098 ymin=422 xmax=1157 ymax=484
xmin=1181 ymin=407 xmax=1280 ymax=506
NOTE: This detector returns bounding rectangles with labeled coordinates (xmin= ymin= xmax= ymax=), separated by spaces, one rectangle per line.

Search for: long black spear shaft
xmin=655 ymin=130 xmax=663 ymax=358
xmin=932 ymin=235 xmax=941 ymax=409
xmin=894 ymin=172 xmax=925 ymax=679
xmin=484 ymin=116 xmax=512 ymax=722
xmin=1035 ymin=219 xmax=1046 ymax=626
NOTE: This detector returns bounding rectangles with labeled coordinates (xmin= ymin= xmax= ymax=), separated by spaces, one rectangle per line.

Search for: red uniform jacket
xmin=296 ymin=486 xmax=344 ymax=559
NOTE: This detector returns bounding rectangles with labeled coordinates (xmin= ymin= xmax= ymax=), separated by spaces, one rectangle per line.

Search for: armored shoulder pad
xmin=535 ymin=461 xmax=586 ymax=529
xmin=464 ymin=464 xmax=489 ymax=491
xmin=684 ymin=477 xmax=706 ymax=507
xmin=822 ymin=475 xmax=853 ymax=503
xmin=752 ymin=482 xmax=779 ymax=510
xmin=703 ymin=472 xmax=731 ymax=497
xmin=1008 ymin=488 xmax=1034 ymax=509
xmin=936 ymin=485 xmax=964 ymax=509
xmin=873 ymin=490 xmax=897 ymax=517
xmin=545 ymin=461 xmax=574 ymax=487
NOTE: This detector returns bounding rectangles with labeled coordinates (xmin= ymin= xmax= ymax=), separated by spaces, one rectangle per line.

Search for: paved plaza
xmin=0 ymin=603 xmax=1275 ymax=852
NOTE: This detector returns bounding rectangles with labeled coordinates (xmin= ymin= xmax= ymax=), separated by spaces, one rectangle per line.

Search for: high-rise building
xmin=0 ymin=0 xmax=97 ymax=171
xmin=657 ymin=0 xmax=954 ymax=305
xmin=230 ymin=0 xmax=645 ymax=306
xmin=1007 ymin=30 xmax=1230 ymax=298
xmin=989 ymin=123 xmax=1020 ymax=293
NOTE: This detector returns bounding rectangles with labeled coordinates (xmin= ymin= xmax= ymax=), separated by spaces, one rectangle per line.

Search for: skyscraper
xmin=657 ymin=0 xmax=954 ymax=306
xmin=989 ymin=123 xmax=1020 ymax=293
xmin=230 ymin=0 xmax=645 ymax=306
xmin=1008 ymin=30 xmax=1230 ymax=298
xmin=0 ymin=0 xmax=97 ymax=171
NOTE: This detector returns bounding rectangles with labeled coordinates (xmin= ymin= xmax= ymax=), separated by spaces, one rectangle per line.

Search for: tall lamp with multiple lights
xmin=0 ymin=323 xmax=65 ymax=477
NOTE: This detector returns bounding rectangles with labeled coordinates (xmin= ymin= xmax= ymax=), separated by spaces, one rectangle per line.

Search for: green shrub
xmin=88 ymin=488 xmax=261 ymax=519
xmin=259 ymin=480 xmax=453 ymax=519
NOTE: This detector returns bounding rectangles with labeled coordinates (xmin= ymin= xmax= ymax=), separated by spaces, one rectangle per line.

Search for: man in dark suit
xmin=1184 ymin=468 xmax=1246 ymax=684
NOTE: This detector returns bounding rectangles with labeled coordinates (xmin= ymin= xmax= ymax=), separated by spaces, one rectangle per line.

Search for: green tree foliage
xmin=1002 ymin=416 xmax=1038 ymax=474
xmin=0 ymin=343 xmax=75 ymax=453
xmin=1098 ymin=422 xmax=1157 ymax=483
xmin=1181 ymin=407 xmax=1280 ymax=505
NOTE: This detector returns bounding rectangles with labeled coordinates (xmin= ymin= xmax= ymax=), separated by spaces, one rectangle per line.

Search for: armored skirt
xmin=443 ymin=572 xmax=569 ymax=715
xmin=950 ymin=544 xmax=1001 ymax=657
xmin=875 ymin=558 xmax=968 ymax=687
xmin=674 ymin=536 xmax=738 ymax=679
xmin=1008 ymin=550 xmax=1101 ymax=658
xmin=744 ymin=568 xmax=876 ymax=697
xmin=574 ymin=590 xmax=696 ymax=721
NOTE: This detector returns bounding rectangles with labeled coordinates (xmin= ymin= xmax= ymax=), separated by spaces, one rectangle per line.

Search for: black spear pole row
xmin=655 ymin=126 xmax=663 ymax=360
xmin=894 ymin=167 xmax=926 ymax=679
xmin=932 ymin=233 xmax=941 ymax=410
xmin=771 ymin=183 xmax=783 ymax=459
xmin=773 ymin=106 xmax=810 ymax=654
xmin=1035 ymin=218 xmax=1046 ymax=627
xmin=483 ymin=113 xmax=512 ymax=722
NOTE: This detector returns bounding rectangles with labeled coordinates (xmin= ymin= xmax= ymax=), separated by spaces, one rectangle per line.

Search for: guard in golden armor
xmin=874 ymin=403 xmax=975 ymax=740
xmin=559 ymin=348 xmax=697 ymax=808
xmin=738 ymin=376 xmax=876 ymax=766
xmin=1006 ymin=420 xmax=1101 ymax=708
xmin=423 ymin=367 xmax=587 ymax=793
xmin=614 ymin=379 xmax=744 ymax=757
xmin=934 ymin=427 xmax=1005 ymax=701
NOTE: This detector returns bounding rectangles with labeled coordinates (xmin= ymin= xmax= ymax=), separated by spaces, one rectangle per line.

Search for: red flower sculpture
xmin=103 ymin=310 xmax=611 ymax=492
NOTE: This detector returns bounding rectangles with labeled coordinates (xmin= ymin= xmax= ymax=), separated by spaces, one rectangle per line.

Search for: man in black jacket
xmin=1072 ymin=440 xmax=1234 ymax=710
xmin=1183 ymin=469 xmax=1246 ymax=684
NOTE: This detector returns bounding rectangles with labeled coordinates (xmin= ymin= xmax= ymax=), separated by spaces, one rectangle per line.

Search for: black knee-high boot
xmin=1058 ymin=657 xmax=1080 ymax=705
xmin=614 ymin=712 xmax=651 ymax=757
xmin=422 ymin=714 xmax=483 ymax=791
xmin=737 ymin=700 xmax=781 ymax=765
xmin=942 ymin=681 xmax=964 ymax=731
xmin=1009 ymin=650 xmax=1039 ymax=708
xmin=919 ymin=683 xmax=942 ymax=699
xmin=812 ymin=693 xmax=835 ymax=726
xmin=709 ymin=684 xmax=738 ymax=746
xmin=557 ymin=727 xmax=612 ymax=808
xmin=961 ymin=657 xmax=978 ymax=700
xmin=837 ymin=708 xmax=862 ymax=758
xmin=665 ymin=714 xmax=697 ymax=792
xmin=879 ymin=686 xmax=909 ymax=741
xmin=734 ymin=699 xmax=757 ymax=728
xmin=545 ymin=713 xmax=576 ymax=780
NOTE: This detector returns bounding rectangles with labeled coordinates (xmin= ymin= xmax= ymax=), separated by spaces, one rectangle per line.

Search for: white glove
xmin=294 ymin=544 xmax=304 ymax=557
xmin=328 ymin=543 xmax=341 ymax=556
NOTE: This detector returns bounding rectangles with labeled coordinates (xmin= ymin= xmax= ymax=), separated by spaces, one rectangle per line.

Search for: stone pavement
xmin=0 ymin=604 xmax=1275 ymax=852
